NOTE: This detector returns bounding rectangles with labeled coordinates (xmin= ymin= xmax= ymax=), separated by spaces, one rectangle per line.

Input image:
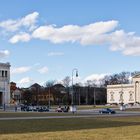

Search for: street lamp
xmin=48 ymin=86 xmax=50 ymax=108
xmin=71 ymin=68 xmax=78 ymax=105
xmin=94 ymin=87 xmax=96 ymax=106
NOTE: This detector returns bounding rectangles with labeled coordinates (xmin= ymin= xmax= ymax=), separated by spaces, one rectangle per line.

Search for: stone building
xmin=0 ymin=62 xmax=10 ymax=106
xmin=107 ymin=73 xmax=140 ymax=105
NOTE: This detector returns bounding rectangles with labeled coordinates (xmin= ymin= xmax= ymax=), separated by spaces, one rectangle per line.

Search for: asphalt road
xmin=1 ymin=110 xmax=140 ymax=120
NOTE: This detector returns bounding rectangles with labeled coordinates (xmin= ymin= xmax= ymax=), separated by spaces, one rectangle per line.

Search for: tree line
xmin=20 ymin=71 xmax=139 ymax=105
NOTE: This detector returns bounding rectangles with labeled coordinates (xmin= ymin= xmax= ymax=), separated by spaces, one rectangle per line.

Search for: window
xmin=2 ymin=71 xmax=4 ymax=77
xmin=110 ymin=92 xmax=114 ymax=101
xmin=119 ymin=91 xmax=124 ymax=102
xmin=129 ymin=91 xmax=134 ymax=101
xmin=5 ymin=71 xmax=7 ymax=77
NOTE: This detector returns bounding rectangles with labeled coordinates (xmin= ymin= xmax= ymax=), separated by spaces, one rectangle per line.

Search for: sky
xmin=0 ymin=0 xmax=140 ymax=87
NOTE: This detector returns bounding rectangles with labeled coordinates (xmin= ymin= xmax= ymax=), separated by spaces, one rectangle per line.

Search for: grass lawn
xmin=0 ymin=116 xmax=140 ymax=140
xmin=0 ymin=112 xmax=82 ymax=118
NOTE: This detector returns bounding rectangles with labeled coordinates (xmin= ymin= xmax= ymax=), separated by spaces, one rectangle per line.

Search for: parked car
xmin=55 ymin=106 xmax=69 ymax=112
xmin=38 ymin=106 xmax=49 ymax=112
xmin=62 ymin=106 xmax=70 ymax=112
xmin=99 ymin=108 xmax=116 ymax=114
xmin=55 ymin=106 xmax=63 ymax=112
xmin=26 ymin=106 xmax=33 ymax=111
xmin=21 ymin=105 xmax=28 ymax=111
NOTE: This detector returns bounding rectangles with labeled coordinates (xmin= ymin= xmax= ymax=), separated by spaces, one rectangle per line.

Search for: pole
xmin=79 ymin=87 xmax=80 ymax=105
xmin=49 ymin=86 xmax=50 ymax=108
xmin=71 ymin=68 xmax=78 ymax=105
xmin=94 ymin=87 xmax=96 ymax=106
xmin=72 ymin=71 xmax=74 ymax=105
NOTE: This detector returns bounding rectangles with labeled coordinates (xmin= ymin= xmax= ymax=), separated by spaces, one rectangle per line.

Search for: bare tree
xmin=62 ymin=76 xmax=71 ymax=104
xmin=101 ymin=72 xmax=131 ymax=86
xmin=85 ymin=80 xmax=96 ymax=87
xmin=45 ymin=80 xmax=56 ymax=87
xmin=62 ymin=76 xmax=71 ymax=88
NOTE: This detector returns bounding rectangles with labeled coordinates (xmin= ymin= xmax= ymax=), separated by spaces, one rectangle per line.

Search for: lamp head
xmin=76 ymin=71 xmax=78 ymax=77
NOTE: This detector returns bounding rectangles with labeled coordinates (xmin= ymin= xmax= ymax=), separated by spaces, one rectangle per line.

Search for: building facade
xmin=0 ymin=62 xmax=10 ymax=106
xmin=107 ymin=74 xmax=140 ymax=105
xmin=10 ymin=82 xmax=22 ymax=104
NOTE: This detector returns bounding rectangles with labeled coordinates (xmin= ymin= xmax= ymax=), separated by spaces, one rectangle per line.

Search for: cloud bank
xmin=1 ymin=12 xmax=140 ymax=56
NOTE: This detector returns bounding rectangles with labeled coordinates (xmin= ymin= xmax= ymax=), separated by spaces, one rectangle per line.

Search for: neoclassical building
xmin=107 ymin=74 xmax=140 ymax=105
xmin=0 ymin=62 xmax=10 ymax=106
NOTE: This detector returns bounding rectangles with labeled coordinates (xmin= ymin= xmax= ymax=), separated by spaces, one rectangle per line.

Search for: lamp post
xmin=48 ymin=86 xmax=50 ymax=108
xmin=71 ymin=68 xmax=78 ymax=105
xmin=94 ymin=87 xmax=96 ymax=106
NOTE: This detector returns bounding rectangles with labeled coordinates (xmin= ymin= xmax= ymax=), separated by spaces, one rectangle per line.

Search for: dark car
xmin=38 ymin=106 xmax=49 ymax=112
xmin=99 ymin=108 xmax=116 ymax=114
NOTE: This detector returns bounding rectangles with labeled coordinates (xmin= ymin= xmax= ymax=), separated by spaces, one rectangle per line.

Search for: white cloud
xmin=48 ymin=52 xmax=64 ymax=56
xmin=38 ymin=66 xmax=49 ymax=74
xmin=1 ymin=11 xmax=140 ymax=56
xmin=0 ymin=12 xmax=39 ymax=32
xmin=18 ymin=77 xmax=34 ymax=87
xmin=31 ymin=19 xmax=140 ymax=56
xmin=108 ymin=30 xmax=140 ymax=56
xmin=32 ymin=20 xmax=118 ymax=44
xmin=84 ymin=74 xmax=107 ymax=85
xmin=0 ymin=50 xmax=10 ymax=58
xmin=11 ymin=66 xmax=31 ymax=74
xmin=9 ymin=32 xmax=31 ymax=43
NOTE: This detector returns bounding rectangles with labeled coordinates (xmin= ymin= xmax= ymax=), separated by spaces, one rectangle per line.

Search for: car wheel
xmin=109 ymin=112 xmax=111 ymax=114
xmin=101 ymin=112 xmax=103 ymax=114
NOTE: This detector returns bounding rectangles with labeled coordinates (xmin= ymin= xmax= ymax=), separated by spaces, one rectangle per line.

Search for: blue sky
xmin=0 ymin=0 xmax=140 ymax=87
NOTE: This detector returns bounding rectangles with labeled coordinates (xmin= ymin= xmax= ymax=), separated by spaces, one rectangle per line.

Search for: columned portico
xmin=0 ymin=62 xmax=10 ymax=106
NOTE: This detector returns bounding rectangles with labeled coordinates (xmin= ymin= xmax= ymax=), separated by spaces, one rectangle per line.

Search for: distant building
xmin=0 ymin=62 xmax=10 ymax=106
xmin=107 ymin=73 xmax=140 ymax=105
xmin=10 ymin=82 xmax=22 ymax=104
xmin=22 ymin=83 xmax=67 ymax=105
xmin=30 ymin=83 xmax=66 ymax=105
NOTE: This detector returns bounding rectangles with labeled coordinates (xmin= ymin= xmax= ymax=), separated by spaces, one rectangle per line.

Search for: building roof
xmin=0 ymin=62 xmax=10 ymax=67
xmin=30 ymin=83 xmax=42 ymax=89
xmin=132 ymin=73 xmax=140 ymax=78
